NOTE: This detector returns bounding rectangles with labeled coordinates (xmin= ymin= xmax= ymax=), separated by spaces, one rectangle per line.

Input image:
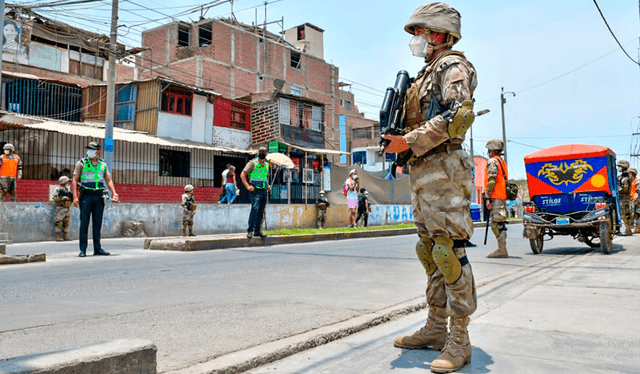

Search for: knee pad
xmin=63 ymin=221 xmax=70 ymax=229
xmin=432 ymin=237 xmax=462 ymax=284
xmin=56 ymin=221 xmax=63 ymax=230
xmin=415 ymin=237 xmax=437 ymax=276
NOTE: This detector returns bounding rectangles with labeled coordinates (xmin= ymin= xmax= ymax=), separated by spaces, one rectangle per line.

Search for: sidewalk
xmin=240 ymin=234 xmax=640 ymax=374
xmin=144 ymin=220 xmax=521 ymax=252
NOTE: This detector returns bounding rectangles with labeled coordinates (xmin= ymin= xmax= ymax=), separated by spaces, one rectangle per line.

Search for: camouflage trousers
xmin=183 ymin=210 xmax=196 ymax=226
xmin=317 ymin=209 xmax=327 ymax=227
xmin=54 ymin=207 xmax=71 ymax=233
xmin=0 ymin=177 xmax=16 ymax=202
xmin=620 ymin=199 xmax=632 ymax=231
xmin=410 ymin=150 xmax=477 ymax=317
xmin=490 ymin=198 xmax=508 ymax=237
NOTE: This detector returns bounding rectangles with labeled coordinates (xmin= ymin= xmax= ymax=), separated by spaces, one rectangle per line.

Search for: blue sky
xmin=38 ymin=0 xmax=640 ymax=179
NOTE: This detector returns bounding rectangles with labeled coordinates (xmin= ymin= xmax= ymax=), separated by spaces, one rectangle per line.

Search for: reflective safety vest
xmin=80 ymin=158 xmax=107 ymax=190
xmin=249 ymin=161 xmax=269 ymax=189
xmin=485 ymin=156 xmax=507 ymax=200
xmin=632 ymin=177 xmax=638 ymax=199
xmin=0 ymin=154 xmax=20 ymax=178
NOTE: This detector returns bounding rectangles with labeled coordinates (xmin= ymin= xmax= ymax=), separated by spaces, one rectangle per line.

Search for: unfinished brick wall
xmin=250 ymin=99 xmax=279 ymax=145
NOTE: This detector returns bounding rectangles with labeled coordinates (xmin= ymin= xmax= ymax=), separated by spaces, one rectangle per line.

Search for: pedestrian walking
xmin=220 ymin=166 xmax=238 ymax=204
xmin=316 ymin=190 xmax=330 ymax=229
xmin=71 ymin=141 xmax=119 ymax=257
xmin=484 ymin=139 xmax=509 ymax=258
xmin=344 ymin=169 xmax=359 ymax=227
xmin=383 ymin=3 xmax=479 ymax=372
xmin=630 ymin=167 xmax=639 ymax=234
xmin=52 ymin=175 xmax=73 ymax=241
xmin=182 ymin=184 xmax=197 ymax=236
xmin=356 ymin=189 xmax=371 ymax=227
xmin=0 ymin=143 xmax=22 ymax=202
xmin=241 ymin=147 xmax=270 ymax=238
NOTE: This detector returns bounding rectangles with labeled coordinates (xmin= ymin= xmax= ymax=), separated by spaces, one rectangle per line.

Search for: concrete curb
xmin=164 ymin=298 xmax=426 ymax=374
xmin=0 ymin=339 xmax=157 ymax=374
xmin=0 ymin=253 xmax=46 ymax=265
xmin=145 ymin=220 xmax=523 ymax=252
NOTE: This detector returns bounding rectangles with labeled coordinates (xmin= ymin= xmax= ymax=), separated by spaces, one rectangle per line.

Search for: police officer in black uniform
xmin=71 ymin=141 xmax=120 ymax=257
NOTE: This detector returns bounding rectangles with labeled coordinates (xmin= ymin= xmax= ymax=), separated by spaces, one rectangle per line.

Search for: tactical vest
xmin=249 ymin=161 xmax=269 ymax=189
xmin=0 ymin=154 xmax=20 ymax=178
xmin=402 ymin=50 xmax=470 ymax=133
xmin=618 ymin=173 xmax=631 ymax=196
xmin=80 ymin=158 xmax=107 ymax=190
xmin=485 ymin=156 xmax=507 ymax=200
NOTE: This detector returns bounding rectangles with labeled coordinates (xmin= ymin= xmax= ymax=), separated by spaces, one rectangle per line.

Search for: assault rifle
xmin=57 ymin=189 xmax=73 ymax=200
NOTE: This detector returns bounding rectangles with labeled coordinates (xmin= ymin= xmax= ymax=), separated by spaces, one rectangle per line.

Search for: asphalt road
xmin=1 ymin=225 xmax=634 ymax=373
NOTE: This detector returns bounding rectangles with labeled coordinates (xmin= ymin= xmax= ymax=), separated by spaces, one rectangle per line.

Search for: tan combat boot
xmin=55 ymin=231 xmax=63 ymax=242
xmin=394 ymin=305 xmax=447 ymax=350
xmin=182 ymin=224 xmax=187 ymax=237
xmin=634 ymin=224 xmax=640 ymax=234
xmin=486 ymin=231 xmax=508 ymax=258
xmin=188 ymin=225 xmax=196 ymax=237
xmin=430 ymin=316 xmax=472 ymax=373
xmin=63 ymin=231 xmax=72 ymax=241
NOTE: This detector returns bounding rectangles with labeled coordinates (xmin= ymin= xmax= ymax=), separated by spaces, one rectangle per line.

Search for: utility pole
xmin=104 ymin=0 xmax=119 ymax=179
xmin=500 ymin=87 xmax=515 ymax=166
xmin=0 ymin=0 xmax=5 ymax=110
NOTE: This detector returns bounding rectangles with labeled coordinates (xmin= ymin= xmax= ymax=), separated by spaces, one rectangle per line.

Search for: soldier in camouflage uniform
xmin=53 ymin=176 xmax=73 ymax=241
xmin=617 ymin=160 xmax=632 ymax=236
xmin=0 ymin=143 xmax=22 ymax=202
xmin=182 ymin=184 xmax=197 ymax=237
xmin=383 ymin=3 xmax=478 ymax=372
xmin=484 ymin=139 xmax=509 ymax=258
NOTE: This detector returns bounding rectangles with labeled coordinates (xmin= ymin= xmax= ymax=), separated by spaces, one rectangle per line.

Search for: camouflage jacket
xmin=403 ymin=51 xmax=477 ymax=157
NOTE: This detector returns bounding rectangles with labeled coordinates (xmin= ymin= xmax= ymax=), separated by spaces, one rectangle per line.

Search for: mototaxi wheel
xmin=599 ymin=220 xmax=612 ymax=255
xmin=529 ymin=230 xmax=544 ymax=254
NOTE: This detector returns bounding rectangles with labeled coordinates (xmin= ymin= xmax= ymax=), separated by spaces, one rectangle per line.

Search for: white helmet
xmin=58 ymin=176 xmax=69 ymax=184
xmin=184 ymin=184 xmax=194 ymax=192
xmin=3 ymin=143 xmax=14 ymax=151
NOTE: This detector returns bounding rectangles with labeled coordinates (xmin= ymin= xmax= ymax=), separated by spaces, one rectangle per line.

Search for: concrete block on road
xmin=0 ymin=339 xmax=157 ymax=374
xmin=0 ymin=243 xmax=5 ymax=255
xmin=0 ymin=253 xmax=45 ymax=265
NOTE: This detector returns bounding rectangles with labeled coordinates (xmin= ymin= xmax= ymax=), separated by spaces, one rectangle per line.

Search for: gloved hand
xmin=236 ymin=188 xmax=240 ymax=196
xmin=448 ymin=100 xmax=475 ymax=138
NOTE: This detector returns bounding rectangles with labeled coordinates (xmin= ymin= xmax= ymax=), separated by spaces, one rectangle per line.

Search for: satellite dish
xmin=273 ymin=79 xmax=285 ymax=90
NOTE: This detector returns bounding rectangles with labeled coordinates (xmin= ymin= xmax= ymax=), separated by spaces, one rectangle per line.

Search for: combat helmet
xmin=3 ymin=143 xmax=14 ymax=151
xmin=485 ymin=138 xmax=504 ymax=152
xmin=628 ymin=167 xmax=637 ymax=176
xmin=58 ymin=176 xmax=69 ymax=184
xmin=617 ymin=160 xmax=629 ymax=169
xmin=319 ymin=190 xmax=325 ymax=195
xmin=184 ymin=184 xmax=194 ymax=192
xmin=404 ymin=2 xmax=461 ymax=45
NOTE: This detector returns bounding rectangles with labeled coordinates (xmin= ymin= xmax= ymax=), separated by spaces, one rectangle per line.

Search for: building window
xmin=353 ymin=128 xmax=372 ymax=139
xmin=178 ymin=23 xmax=190 ymax=47
xmin=279 ymin=98 xmax=290 ymax=125
xmin=311 ymin=106 xmax=322 ymax=131
xmin=230 ymin=104 xmax=249 ymax=130
xmin=291 ymin=85 xmax=302 ymax=96
xmin=345 ymin=100 xmax=352 ymax=111
xmin=296 ymin=25 xmax=305 ymax=40
xmin=353 ymin=151 xmax=367 ymax=165
xmin=161 ymin=86 xmax=193 ymax=115
xmin=199 ymin=23 xmax=212 ymax=47
xmin=290 ymin=51 xmax=301 ymax=69
xmin=159 ymin=149 xmax=190 ymax=177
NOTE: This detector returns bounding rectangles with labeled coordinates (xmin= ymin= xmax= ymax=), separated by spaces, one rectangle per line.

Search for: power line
xmin=592 ymin=0 xmax=640 ymax=66
xmin=506 ymin=140 xmax=542 ymax=150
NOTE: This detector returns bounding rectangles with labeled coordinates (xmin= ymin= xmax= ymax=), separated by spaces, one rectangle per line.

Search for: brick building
xmin=138 ymin=17 xmax=377 ymax=164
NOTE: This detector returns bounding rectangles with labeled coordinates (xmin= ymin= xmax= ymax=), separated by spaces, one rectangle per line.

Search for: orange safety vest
xmin=485 ymin=156 xmax=507 ymax=200
xmin=0 ymin=154 xmax=19 ymax=178
xmin=632 ymin=177 xmax=638 ymax=198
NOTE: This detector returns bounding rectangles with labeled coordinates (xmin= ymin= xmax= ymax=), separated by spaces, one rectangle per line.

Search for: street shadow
xmin=390 ymin=346 xmax=493 ymax=373
xmin=527 ymin=243 xmax=625 ymax=256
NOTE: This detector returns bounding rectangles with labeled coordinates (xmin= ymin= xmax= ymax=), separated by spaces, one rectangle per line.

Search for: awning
xmin=281 ymin=141 xmax=350 ymax=155
xmin=0 ymin=113 xmax=254 ymax=155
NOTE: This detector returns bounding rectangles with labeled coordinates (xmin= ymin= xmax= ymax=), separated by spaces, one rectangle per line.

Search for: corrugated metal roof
xmin=2 ymin=113 xmax=254 ymax=155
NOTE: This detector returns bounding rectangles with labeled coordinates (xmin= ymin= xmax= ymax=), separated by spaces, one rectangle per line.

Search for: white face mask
xmin=87 ymin=150 xmax=97 ymax=158
xmin=3 ymin=150 xmax=9 ymax=155
xmin=409 ymin=35 xmax=431 ymax=58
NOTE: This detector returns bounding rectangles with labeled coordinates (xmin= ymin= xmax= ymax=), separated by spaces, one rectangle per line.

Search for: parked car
xmin=522 ymin=144 xmax=621 ymax=254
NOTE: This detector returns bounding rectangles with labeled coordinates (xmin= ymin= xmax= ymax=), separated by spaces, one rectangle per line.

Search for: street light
xmin=500 ymin=87 xmax=515 ymax=166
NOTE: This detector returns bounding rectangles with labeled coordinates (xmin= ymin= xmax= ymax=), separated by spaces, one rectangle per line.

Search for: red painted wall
xmin=8 ymin=180 xmax=222 ymax=204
